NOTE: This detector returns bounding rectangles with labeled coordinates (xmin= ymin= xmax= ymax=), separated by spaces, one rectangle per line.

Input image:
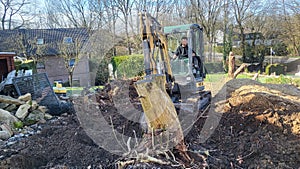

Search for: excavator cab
xmin=164 ymin=24 xmax=206 ymax=102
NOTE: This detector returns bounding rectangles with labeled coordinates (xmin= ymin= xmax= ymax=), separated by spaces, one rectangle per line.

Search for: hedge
xmin=265 ymin=64 xmax=286 ymax=75
xmin=111 ymin=55 xmax=145 ymax=78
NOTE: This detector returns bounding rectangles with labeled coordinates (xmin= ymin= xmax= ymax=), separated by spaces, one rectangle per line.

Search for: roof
xmin=0 ymin=28 xmax=89 ymax=56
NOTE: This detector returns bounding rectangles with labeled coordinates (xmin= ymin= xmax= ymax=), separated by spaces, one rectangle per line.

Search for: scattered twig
xmin=236 ymin=151 xmax=254 ymax=164
xmin=126 ymin=137 xmax=132 ymax=152
xmin=110 ymin=116 xmax=126 ymax=152
xmin=133 ymin=130 xmax=139 ymax=147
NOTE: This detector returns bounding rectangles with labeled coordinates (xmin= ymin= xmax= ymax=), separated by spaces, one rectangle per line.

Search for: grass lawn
xmin=204 ymin=73 xmax=252 ymax=83
xmin=65 ymin=86 xmax=104 ymax=96
xmin=205 ymin=72 xmax=300 ymax=86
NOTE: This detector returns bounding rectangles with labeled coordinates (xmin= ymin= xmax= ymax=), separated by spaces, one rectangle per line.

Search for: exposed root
xmin=116 ymin=153 xmax=171 ymax=169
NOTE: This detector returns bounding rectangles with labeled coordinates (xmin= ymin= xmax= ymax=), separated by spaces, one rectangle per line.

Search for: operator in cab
xmin=172 ymin=36 xmax=196 ymax=59
xmin=172 ymin=36 xmax=203 ymax=78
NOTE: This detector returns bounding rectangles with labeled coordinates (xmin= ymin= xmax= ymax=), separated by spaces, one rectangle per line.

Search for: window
xmin=37 ymin=38 xmax=44 ymax=45
xmin=63 ymin=37 xmax=73 ymax=44
xmin=69 ymin=58 xmax=76 ymax=67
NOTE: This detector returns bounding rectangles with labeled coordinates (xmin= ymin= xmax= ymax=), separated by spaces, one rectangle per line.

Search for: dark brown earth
xmin=0 ymin=79 xmax=299 ymax=168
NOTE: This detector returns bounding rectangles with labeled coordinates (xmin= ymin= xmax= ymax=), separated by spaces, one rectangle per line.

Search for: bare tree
xmin=231 ymin=0 xmax=267 ymax=61
xmin=135 ymin=0 xmax=175 ymax=19
xmin=113 ymin=0 xmax=135 ymax=55
xmin=45 ymin=0 xmax=101 ymax=30
xmin=0 ymin=0 xmax=29 ymax=30
xmin=58 ymin=38 xmax=84 ymax=87
xmin=280 ymin=0 xmax=300 ymax=56
xmin=190 ymin=0 xmax=223 ymax=62
xmin=222 ymin=0 xmax=232 ymax=71
xmin=231 ymin=0 xmax=252 ymax=61
xmin=103 ymin=0 xmax=118 ymax=56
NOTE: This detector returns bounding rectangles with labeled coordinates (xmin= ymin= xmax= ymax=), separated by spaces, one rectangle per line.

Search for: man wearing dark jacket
xmin=172 ymin=36 xmax=195 ymax=59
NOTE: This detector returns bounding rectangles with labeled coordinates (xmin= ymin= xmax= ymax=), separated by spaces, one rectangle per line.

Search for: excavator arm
xmin=134 ymin=13 xmax=181 ymax=132
xmin=139 ymin=13 xmax=172 ymax=80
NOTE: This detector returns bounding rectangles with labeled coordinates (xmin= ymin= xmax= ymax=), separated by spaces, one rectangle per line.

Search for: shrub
xmin=95 ymin=58 xmax=110 ymax=85
xmin=112 ymin=55 xmax=144 ymax=79
xmin=112 ymin=55 xmax=132 ymax=73
xmin=265 ymin=64 xmax=286 ymax=75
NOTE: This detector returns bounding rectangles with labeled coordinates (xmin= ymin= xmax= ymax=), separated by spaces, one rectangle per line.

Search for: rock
xmin=30 ymin=100 xmax=38 ymax=110
xmin=0 ymin=95 xmax=24 ymax=105
xmin=24 ymin=110 xmax=45 ymax=126
xmin=15 ymin=104 xmax=31 ymax=120
xmin=0 ymin=109 xmax=19 ymax=127
xmin=38 ymin=106 xmax=48 ymax=114
xmin=0 ymin=103 xmax=9 ymax=109
xmin=44 ymin=113 xmax=53 ymax=120
xmin=0 ymin=131 xmax=11 ymax=140
xmin=5 ymin=104 xmax=17 ymax=112
xmin=0 ymin=124 xmax=13 ymax=136
xmin=18 ymin=93 xmax=32 ymax=102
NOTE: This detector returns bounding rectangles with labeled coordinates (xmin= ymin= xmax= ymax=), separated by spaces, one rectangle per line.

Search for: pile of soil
xmin=188 ymin=79 xmax=300 ymax=168
xmin=0 ymin=79 xmax=299 ymax=168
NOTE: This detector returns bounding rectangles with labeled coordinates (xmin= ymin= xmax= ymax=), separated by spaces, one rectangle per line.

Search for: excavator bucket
xmin=134 ymin=74 xmax=182 ymax=132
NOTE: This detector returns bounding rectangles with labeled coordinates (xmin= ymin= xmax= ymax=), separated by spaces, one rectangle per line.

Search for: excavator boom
xmin=135 ymin=13 xmax=178 ymax=132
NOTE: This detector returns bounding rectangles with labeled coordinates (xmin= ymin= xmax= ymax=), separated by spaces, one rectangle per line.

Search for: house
xmin=0 ymin=28 xmax=92 ymax=87
xmin=0 ymin=52 xmax=15 ymax=82
xmin=214 ymin=30 xmax=277 ymax=48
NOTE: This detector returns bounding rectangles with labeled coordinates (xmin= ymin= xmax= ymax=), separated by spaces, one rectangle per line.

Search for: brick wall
xmin=38 ymin=55 xmax=91 ymax=87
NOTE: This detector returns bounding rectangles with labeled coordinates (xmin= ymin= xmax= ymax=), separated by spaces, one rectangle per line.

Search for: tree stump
xmin=228 ymin=52 xmax=235 ymax=78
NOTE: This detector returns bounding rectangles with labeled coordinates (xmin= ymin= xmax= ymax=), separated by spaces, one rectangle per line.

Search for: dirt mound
xmin=192 ymin=79 xmax=300 ymax=168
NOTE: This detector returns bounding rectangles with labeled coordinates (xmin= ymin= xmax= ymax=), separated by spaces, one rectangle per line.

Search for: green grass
xmin=65 ymin=86 xmax=104 ymax=96
xmin=204 ymin=73 xmax=252 ymax=83
xmin=205 ymin=73 xmax=226 ymax=82
xmin=205 ymin=73 xmax=300 ymax=87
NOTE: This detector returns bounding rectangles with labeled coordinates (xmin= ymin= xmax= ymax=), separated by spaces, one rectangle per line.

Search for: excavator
xmin=135 ymin=13 xmax=211 ymax=135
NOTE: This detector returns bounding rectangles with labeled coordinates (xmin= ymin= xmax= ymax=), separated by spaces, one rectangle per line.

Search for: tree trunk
xmin=240 ymin=27 xmax=246 ymax=62
xmin=209 ymin=42 xmax=213 ymax=62
xmin=2 ymin=10 xmax=6 ymax=30
xmin=69 ymin=71 xmax=73 ymax=87
xmin=228 ymin=52 xmax=235 ymax=78
xmin=125 ymin=16 xmax=131 ymax=55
